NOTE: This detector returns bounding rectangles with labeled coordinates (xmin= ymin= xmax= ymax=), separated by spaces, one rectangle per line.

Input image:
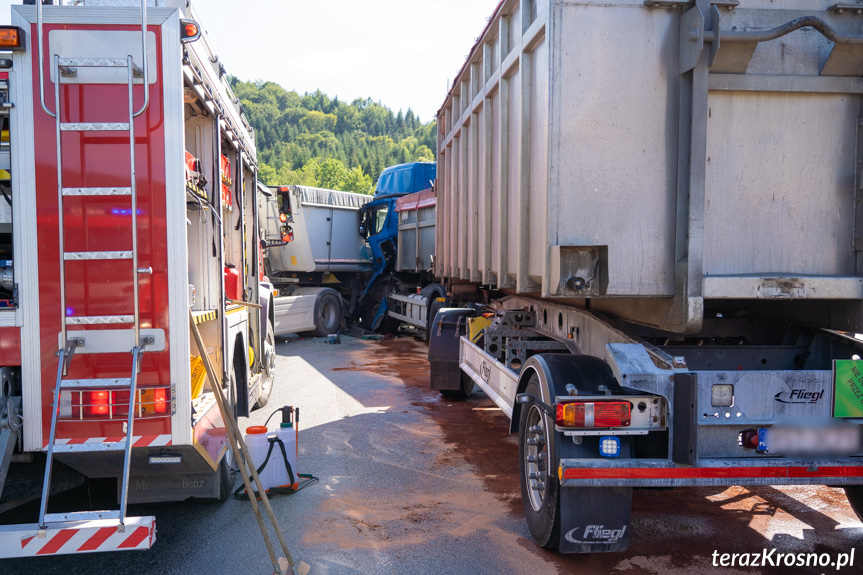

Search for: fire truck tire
xmin=254 ymin=320 xmax=276 ymax=409
xmin=518 ymin=376 xmax=561 ymax=548
xmin=844 ymin=486 xmax=863 ymax=522
xmin=217 ymin=450 xmax=236 ymax=502
xmin=311 ymin=292 xmax=342 ymax=337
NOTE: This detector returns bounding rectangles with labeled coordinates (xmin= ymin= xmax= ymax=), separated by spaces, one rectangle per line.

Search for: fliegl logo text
xmin=774 ymin=389 xmax=824 ymax=404
xmin=565 ymin=525 xmax=627 ymax=545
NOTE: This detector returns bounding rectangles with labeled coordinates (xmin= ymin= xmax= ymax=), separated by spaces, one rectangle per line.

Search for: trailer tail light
xmin=279 ymin=213 xmax=287 ymax=223
xmin=89 ymin=391 xmax=110 ymax=416
xmin=0 ymin=27 xmax=23 ymax=51
xmin=180 ymin=19 xmax=201 ymax=43
xmin=555 ymin=401 xmax=631 ymax=428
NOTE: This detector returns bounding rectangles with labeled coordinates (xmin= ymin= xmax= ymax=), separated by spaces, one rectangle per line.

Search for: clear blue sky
xmin=0 ymin=0 xmax=500 ymax=122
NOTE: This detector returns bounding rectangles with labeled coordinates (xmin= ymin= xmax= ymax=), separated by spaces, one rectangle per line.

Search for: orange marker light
xmin=279 ymin=213 xmax=287 ymax=223
xmin=0 ymin=27 xmax=22 ymax=50
xmin=180 ymin=19 xmax=201 ymax=43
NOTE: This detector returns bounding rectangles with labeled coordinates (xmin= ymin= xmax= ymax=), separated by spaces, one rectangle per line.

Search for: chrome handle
xmin=137 ymin=267 xmax=152 ymax=275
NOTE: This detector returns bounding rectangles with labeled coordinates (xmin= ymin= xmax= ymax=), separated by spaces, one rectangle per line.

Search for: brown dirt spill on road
xmin=311 ymin=337 xmax=863 ymax=574
xmin=332 ymin=337 xmax=523 ymax=514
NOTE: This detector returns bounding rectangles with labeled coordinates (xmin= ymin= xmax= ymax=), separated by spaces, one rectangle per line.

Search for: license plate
xmin=757 ymin=424 xmax=862 ymax=456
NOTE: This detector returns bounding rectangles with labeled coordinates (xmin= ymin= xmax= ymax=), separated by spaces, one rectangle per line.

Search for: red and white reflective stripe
xmin=13 ymin=519 xmax=156 ymax=557
xmin=562 ymin=465 xmax=863 ymax=481
xmin=43 ymin=434 xmax=172 ymax=449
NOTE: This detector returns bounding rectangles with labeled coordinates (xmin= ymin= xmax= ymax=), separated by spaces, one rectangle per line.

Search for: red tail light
xmin=555 ymin=401 xmax=631 ymax=428
xmin=89 ymin=391 xmax=109 ymax=416
xmin=154 ymin=388 xmax=167 ymax=413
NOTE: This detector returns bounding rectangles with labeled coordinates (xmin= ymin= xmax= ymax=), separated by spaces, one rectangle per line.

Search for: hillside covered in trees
xmin=231 ymin=79 xmax=436 ymax=194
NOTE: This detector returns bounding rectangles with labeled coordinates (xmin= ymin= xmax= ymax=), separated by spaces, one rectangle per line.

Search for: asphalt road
xmin=3 ymin=335 xmax=862 ymax=574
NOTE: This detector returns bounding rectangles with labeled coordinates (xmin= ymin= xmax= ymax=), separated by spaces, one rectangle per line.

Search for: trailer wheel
xmin=441 ymin=371 xmax=475 ymax=398
xmin=254 ymin=320 xmax=276 ymax=409
xmin=312 ymin=292 xmax=342 ymax=337
xmin=844 ymin=486 xmax=863 ymax=521
xmin=519 ymin=375 xmax=561 ymax=548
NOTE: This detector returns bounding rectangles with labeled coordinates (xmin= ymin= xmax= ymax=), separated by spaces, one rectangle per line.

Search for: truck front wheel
xmin=312 ymin=292 xmax=342 ymax=337
xmin=519 ymin=375 xmax=561 ymax=548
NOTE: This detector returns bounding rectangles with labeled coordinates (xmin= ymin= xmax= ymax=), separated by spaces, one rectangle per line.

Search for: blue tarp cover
xmin=374 ymin=162 xmax=436 ymax=198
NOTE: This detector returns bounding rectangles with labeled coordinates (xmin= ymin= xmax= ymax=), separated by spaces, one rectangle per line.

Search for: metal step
xmin=43 ymin=510 xmax=120 ymax=523
xmin=62 ymin=187 xmax=132 ymax=196
xmin=53 ymin=441 xmax=127 ymax=454
xmin=57 ymin=58 xmax=130 ymax=68
xmin=66 ymin=315 xmax=134 ymax=325
xmin=60 ymin=378 xmax=132 ymax=389
xmin=60 ymin=122 xmax=130 ymax=132
xmin=63 ymin=251 xmax=132 ymax=261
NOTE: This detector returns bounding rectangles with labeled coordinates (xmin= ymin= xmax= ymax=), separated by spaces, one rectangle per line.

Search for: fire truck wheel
xmin=519 ymin=376 xmax=561 ymax=548
xmin=254 ymin=321 xmax=276 ymax=409
xmin=311 ymin=292 xmax=342 ymax=337
xmin=217 ymin=449 xmax=236 ymax=502
xmin=844 ymin=486 xmax=863 ymax=522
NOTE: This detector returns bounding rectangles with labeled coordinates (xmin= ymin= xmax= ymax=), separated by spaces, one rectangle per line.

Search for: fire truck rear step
xmin=44 ymin=510 xmax=121 ymax=522
xmin=53 ymin=441 xmax=127 ymax=454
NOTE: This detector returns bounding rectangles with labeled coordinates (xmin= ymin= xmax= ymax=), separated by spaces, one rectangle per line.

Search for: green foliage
xmin=231 ymin=78 xmax=436 ymax=194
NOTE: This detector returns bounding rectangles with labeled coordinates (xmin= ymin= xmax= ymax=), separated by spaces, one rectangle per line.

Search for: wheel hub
xmin=524 ymin=404 xmax=549 ymax=512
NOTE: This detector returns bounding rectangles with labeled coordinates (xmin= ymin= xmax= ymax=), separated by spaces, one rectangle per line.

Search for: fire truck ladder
xmin=32 ymin=1 xmax=155 ymax=545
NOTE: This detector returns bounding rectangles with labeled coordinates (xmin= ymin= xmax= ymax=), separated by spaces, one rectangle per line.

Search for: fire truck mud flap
xmin=558 ymin=485 xmax=632 ymax=553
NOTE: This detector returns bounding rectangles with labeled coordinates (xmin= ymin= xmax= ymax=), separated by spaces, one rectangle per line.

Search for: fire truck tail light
xmin=89 ymin=391 xmax=110 ymax=416
xmin=555 ymin=401 xmax=631 ymax=428
xmin=0 ymin=27 xmax=23 ymax=50
xmin=154 ymin=388 xmax=167 ymax=413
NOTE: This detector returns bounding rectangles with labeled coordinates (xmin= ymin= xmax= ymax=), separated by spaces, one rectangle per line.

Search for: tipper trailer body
xmin=430 ymin=0 xmax=863 ymax=553
xmin=0 ymin=0 xmax=275 ymax=558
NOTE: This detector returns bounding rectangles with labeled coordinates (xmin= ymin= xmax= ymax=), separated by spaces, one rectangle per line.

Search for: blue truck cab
xmin=359 ymin=162 xmax=437 ymax=329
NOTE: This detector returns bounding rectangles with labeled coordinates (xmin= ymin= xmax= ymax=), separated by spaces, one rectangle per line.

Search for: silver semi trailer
xmin=429 ymin=0 xmax=863 ymax=554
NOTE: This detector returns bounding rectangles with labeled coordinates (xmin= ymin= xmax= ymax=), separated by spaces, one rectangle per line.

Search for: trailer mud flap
xmin=558 ymin=485 xmax=632 ymax=553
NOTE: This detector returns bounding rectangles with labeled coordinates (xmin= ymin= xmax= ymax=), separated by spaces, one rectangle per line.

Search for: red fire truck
xmin=0 ymin=0 xmax=276 ymax=558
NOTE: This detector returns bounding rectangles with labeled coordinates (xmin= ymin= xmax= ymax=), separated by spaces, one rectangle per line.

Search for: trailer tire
xmin=427 ymin=297 xmax=445 ymax=335
xmin=844 ymin=486 xmax=863 ymax=522
xmin=311 ymin=292 xmax=342 ymax=337
xmin=519 ymin=376 xmax=561 ymax=548
xmin=254 ymin=320 xmax=276 ymax=409
xmin=441 ymin=371 xmax=475 ymax=398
